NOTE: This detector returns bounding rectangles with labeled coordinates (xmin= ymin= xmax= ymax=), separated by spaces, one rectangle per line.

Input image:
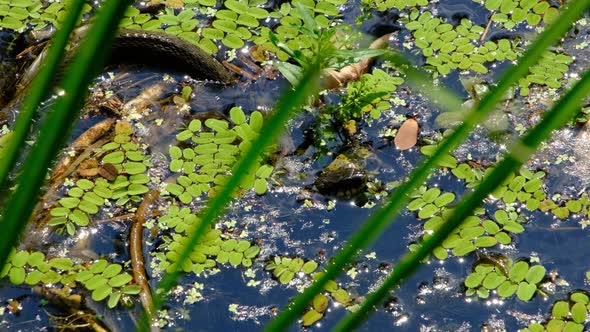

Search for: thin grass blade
xmin=263 ymin=1 xmax=590 ymax=330
xmin=137 ymin=62 xmax=322 ymax=331
xmin=336 ymin=65 xmax=590 ymax=332
xmin=0 ymin=0 xmax=132 ymax=269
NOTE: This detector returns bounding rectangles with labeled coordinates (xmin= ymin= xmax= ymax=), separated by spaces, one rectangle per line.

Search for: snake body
xmin=0 ymin=27 xmax=231 ymax=124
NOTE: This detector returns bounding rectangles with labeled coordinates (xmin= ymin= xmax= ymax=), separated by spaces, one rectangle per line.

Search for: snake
xmin=0 ymin=25 xmax=370 ymax=198
xmin=0 ymin=26 xmax=232 ymax=125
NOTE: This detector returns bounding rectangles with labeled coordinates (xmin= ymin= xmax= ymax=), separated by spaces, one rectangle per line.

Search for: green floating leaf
xmin=302 ymin=309 xmax=323 ymax=327
xmin=516 ymin=281 xmax=536 ymax=301
xmin=525 ymin=265 xmax=546 ymax=284
xmin=92 ymin=284 xmax=113 ymax=301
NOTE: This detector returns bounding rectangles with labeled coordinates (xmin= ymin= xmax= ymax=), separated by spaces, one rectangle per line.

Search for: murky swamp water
xmin=1 ymin=0 xmax=590 ymax=331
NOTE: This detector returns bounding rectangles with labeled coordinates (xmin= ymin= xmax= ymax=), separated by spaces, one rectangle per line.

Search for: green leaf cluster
xmin=265 ymin=256 xmax=319 ymax=284
xmin=538 ymin=194 xmax=590 ymax=220
xmin=453 ymin=164 xmax=547 ymax=208
xmin=520 ymin=291 xmax=590 ymax=332
xmin=0 ymin=250 xmax=137 ymax=308
xmin=451 ymin=161 xmax=590 ymax=221
xmin=404 ymin=11 xmax=519 ymax=75
xmin=75 ymin=259 xmax=139 ymax=307
xmin=413 ymin=207 xmax=525 ymax=260
xmin=265 ymin=257 xmax=352 ymax=326
xmin=408 ymin=186 xmax=456 ymax=219
xmin=166 ymin=107 xmax=273 ymax=203
xmin=465 ymin=259 xmax=546 ymax=301
xmin=361 ymin=0 xmax=429 ymax=12
xmin=0 ymin=0 xmax=92 ymax=32
xmin=48 ymin=124 xmax=150 ymax=235
xmin=518 ymin=51 xmax=573 ymax=96
xmin=257 ymin=0 xmax=345 ymax=61
xmin=156 ymin=206 xmax=260 ymax=274
xmin=472 ymin=0 xmax=560 ymax=29
xmin=332 ymin=69 xmax=404 ymax=122
xmin=302 ymin=272 xmax=352 ymax=326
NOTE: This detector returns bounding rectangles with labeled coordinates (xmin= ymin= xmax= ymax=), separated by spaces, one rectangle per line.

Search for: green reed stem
xmin=336 ymin=63 xmax=590 ymax=332
xmin=263 ymin=1 xmax=590 ymax=330
xmin=138 ymin=63 xmax=321 ymax=331
xmin=0 ymin=0 xmax=131 ymax=270
xmin=0 ymin=1 xmax=85 ymax=193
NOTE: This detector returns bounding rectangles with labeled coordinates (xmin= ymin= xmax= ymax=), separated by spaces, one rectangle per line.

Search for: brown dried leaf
xmin=394 ymin=118 xmax=419 ymax=150
xmin=321 ymin=33 xmax=391 ymax=90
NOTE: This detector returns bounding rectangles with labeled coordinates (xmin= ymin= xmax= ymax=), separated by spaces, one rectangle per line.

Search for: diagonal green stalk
xmin=385 ymin=52 xmax=465 ymax=114
xmin=336 ymin=64 xmax=590 ymax=332
xmin=263 ymin=1 xmax=590 ymax=330
xmin=138 ymin=62 xmax=321 ymax=331
xmin=0 ymin=0 xmax=131 ymax=269
xmin=0 ymin=1 xmax=85 ymax=192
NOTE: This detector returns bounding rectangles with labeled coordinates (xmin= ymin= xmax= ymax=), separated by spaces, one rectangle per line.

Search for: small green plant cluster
xmin=154 ymin=205 xmax=260 ymax=275
xmin=408 ymin=186 xmax=456 ymax=219
xmin=464 ymin=259 xmax=547 ymax=301
xmin=49 ymin=123 xmax=151 ymax=235
xmin=265 ymin=257 xmax=352 ymax=326
xmin=472 ymin=0 xmax=560 ymax=29
xmin=518 ymin=51 xmax=573 ymax=96
xmin=0 ymin=250 xmax=139 ymax=308
xmin=538 ymin=193 xmax=590 ymax=220
xmin=119 ymin=2 xmax=267 ymax=53
xmin=404 ymin=11 xmax=519 ymax=75
xmin=519 ymin=291 xmax=590 ymax=332
xmin=361 ymin=0 xmax=429 ymax=12
xmin=0 ymin=0 xmax=92 ymax=31
xmin=331 ymin=69 xmax=405 ymax=122
xmin=265 ymin=256 xmax=319 ymax=284
xmin=119 ymin=0 xmax=344 ymax=56
xmin=453 ymin=164 xmax=547 ymax=209
xmin=301 ymin=275 xmax=352 ymax=326
xmin=166 ymin=107 xmax=273 ymax=203
xmin=451 ymin=162 xmax=590 ymax=221
xmin=258 ymin=0 xmax=345 ymax=60
xmin=410 ymin=191 xmax=526 ymax=260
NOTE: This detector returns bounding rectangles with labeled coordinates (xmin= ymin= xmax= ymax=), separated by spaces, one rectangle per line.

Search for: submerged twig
xmin=32 ymin=285 xmax=110 ymax=332
xmin=222 ymin=60 xmax=258 ymax=80
xmin=51 ymin=117 xmax=116 ymax=183
xmin=131 ymin=190 xmax=159 ymax=326
xmin=481 ymin=11 xmax=495 ymax=43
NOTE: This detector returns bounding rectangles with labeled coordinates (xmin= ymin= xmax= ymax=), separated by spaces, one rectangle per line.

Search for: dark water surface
xmin=1 ymin=0 xmax=590 ymax=331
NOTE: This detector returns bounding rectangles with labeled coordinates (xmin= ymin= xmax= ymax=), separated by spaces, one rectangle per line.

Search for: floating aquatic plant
xmin=465 ymin=258 xmax=547 ymax=301
xmin=361 ymin=0 xmax=430 ymax=12
xmin=472 ymin=0 xmax=561 ymax=29
xmin=265 ymin=257 xmax=353 ymax=326
xmin=519 ymin=291 xmax=590 ymax=332
xmin=0 ymin=250 xmax=139 ymax=308
xmin=403 ymin=11 xmax=519 ymax=75
xmin=166 ymin=107 xmax=274 ymax=203
xmin=49 ymin=122 xmax=151 ymax=235
xmin=154 ymin=205 xmax=261 ymax=275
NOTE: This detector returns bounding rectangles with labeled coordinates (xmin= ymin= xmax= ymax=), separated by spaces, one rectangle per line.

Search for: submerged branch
xmin=131 ymin=190 xmax=159 ymax=327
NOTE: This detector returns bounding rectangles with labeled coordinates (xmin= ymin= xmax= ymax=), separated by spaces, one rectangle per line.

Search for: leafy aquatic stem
xmin=140 ymin=63 xmax=321 ymax=330
xmin=263 ymin=1 xmax=590 ymax=330
xmin=0 ymin=0 xmax=132 ymax=270
xmin=336 ymin=65 xmax=590 ymax=332
xmin=0 ymin=1 xmax=85 ymax=193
